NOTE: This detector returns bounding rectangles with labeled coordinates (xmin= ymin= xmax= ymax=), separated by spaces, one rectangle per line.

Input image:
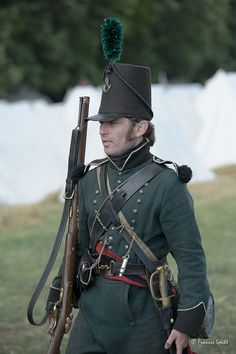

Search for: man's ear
xmin=135 ymin=120 xmax=149 ymax=138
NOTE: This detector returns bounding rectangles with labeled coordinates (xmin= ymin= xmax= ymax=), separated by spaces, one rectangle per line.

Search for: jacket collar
xmin=107 ymin=139 xmax=152 ymax=171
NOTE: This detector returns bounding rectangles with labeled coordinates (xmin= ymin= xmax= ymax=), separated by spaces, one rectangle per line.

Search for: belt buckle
xmin=102 ymin=260 xmax=114 ymax=276
xmin=97 ymin=260 xmax=114 ymax=274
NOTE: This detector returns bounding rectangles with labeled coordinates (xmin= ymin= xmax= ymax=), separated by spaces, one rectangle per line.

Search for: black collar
xmin=107 ymin=139 xmax=152 ymax=171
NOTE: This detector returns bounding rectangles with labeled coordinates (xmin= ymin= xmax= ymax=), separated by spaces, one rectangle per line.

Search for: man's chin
xmin=104 ymin=148 xmax=114 ymax=156
xmin=104 ymin=148 xmax=120 ymax=157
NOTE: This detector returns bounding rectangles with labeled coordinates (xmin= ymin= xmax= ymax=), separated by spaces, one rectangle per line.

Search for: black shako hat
xmin=87 ymin=18 xmax=153 ymax=122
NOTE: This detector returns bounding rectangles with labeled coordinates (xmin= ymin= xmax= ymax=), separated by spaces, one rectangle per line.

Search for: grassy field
xmin=0 ymin=166 xmax=236 ymax=354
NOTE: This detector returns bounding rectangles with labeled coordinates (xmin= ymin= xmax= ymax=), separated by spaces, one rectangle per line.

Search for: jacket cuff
xmin=45 ymin=286 xmax=61 ymax=312
xmin=173 ymin=302 xmax=206 ymax=337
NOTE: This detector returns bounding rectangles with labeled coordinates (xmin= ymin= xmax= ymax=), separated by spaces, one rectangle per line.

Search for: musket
xmin=27 ymin=96 xmax=90 ymax=354
xmin=46 ymin=96 xmax=89 ymax=354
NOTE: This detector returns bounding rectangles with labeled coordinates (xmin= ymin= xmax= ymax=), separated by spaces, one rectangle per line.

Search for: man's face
xmin=99 ymin=117 xmax=143 ymax=156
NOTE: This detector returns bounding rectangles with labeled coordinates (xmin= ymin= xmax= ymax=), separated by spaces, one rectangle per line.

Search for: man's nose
xmin=99 ymin=122 xmax=109 ymax=135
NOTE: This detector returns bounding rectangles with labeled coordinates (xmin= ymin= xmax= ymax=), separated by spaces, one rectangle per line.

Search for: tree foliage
xmin=0 ymin=0 xmax=235 ymax=101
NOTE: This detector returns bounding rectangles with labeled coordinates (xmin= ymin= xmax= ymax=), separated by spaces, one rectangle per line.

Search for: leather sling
xmin=27 ymin=198 xmax=71 ymax=325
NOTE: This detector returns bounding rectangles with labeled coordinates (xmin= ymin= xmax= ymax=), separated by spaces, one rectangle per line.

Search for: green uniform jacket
xmin=50 ymin=144 xmax=210 ymax=337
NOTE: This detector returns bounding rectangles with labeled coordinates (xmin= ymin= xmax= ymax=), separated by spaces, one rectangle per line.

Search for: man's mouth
xmin=102 ymin=140 xmax=112 ymax=146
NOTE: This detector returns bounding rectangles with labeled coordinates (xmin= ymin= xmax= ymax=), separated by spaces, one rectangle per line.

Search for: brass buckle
xmin=63 ymin=190 xmax=75 ymax=200
xmin=97 ymin=260 xmax=114 ymax=273
xmin=115 ymin=224 xmax=124 ymax=233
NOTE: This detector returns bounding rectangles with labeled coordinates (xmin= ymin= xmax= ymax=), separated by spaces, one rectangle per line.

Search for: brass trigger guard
xmin=47 ymin=301 xmax=61 ymax=336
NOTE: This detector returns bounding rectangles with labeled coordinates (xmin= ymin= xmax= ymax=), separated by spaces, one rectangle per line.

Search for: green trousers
xmin=65 ymin=275 xmax=168 ymax=354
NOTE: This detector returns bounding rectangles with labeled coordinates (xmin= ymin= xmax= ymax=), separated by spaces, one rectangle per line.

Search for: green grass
xmin=0 ymin=193 xmax=70 ymax=354
xmin=188 ymin=165 xmax=236 ymax=354
xmin=1 ymin=166 xmax=236 ymax=354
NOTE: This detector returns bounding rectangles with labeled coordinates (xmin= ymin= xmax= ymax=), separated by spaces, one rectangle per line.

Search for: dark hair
xmin=131 ymin=118 xmax=156 ymax=146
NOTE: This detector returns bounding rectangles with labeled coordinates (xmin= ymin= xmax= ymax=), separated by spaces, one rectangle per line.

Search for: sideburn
xmin=126 ymin=122 xmax=138 ymax=142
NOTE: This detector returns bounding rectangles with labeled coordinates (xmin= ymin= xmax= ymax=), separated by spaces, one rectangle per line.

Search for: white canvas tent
xmin=1 ymin=70 xmax=235 ymax=205
xmin=195 ymin=70 xmax=236 ymax=168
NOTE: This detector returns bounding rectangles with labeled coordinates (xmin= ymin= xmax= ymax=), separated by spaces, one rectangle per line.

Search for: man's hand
xmin=64 ymin=313 xmax=74 ymax=333
xmin=165 ymin=329 xmax=189 ymax=354
xmin=48 ymin=313 xmax=74 ymax=336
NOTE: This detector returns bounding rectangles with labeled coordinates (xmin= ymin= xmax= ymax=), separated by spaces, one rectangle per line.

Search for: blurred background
xmin=0 ymin=1 xmax=236 ymax=353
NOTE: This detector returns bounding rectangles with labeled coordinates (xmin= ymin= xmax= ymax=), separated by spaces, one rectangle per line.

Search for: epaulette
xmin=70 ymin=158 xmax=108 ymax=184
xmin=87 ymin=157 xmax=108 ymax=169
xmin=153 ymin=156 xmax=192 ymax=183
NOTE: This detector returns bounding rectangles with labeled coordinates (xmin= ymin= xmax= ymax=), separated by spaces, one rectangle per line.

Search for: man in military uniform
xmin=47 ymin=59 xmax=210 ymax=354
xmin=47 ymin=18 xmax=211 ymax=354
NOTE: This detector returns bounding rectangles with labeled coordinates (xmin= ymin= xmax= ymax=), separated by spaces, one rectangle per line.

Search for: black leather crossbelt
xmin=90 ymin=161 xmax=166 ymax=274
xmin=90 ymin=161 xmax=165 ymax=252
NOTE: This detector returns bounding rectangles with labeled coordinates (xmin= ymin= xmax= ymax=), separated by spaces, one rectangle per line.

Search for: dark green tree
xmin=124 ymin=0 xmax=231 ymax=82
xmin=0 ymin=0 xmax=235 ymax=101
xmin=227 ymin=0 xmax=236 ymax=71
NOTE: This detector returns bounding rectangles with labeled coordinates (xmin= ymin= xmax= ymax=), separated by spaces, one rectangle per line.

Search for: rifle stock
xmin=46 ymin=96 xmax=90 ymax=354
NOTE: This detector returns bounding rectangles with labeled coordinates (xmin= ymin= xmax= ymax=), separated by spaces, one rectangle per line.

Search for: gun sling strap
xmin=91 ymin=161 xmax=166 ymax=273
xmin=27 ymin=197 xmax=72 ymax=326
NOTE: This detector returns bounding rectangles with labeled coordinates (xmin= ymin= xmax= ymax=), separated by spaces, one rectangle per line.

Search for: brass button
xmin=133 ymin=209 xmax=138 ymax=214
xmin=93 ymin=200 xmax=97 ymax=204
xmin=108 ymin=245 xmax=113 ymax=250
xmin=95 ymin=190 xmax=99 ymax=195
xmin=131 ymin=219 xmax=136 ymax=224
xmin=137 ymin=198 xmax=142 ymax=204
xmin=145 ymin=182 xmax=149 ymax=187
xmin=118 ymin=172 xmax=122 ymax=176
xmin=108 ymin=236 xmax=113 ymax=241
xmin=117 ymin=179 xmax=122 ymax=184
xmin=139 ymin=189 xmax=144 ymax=194
xmin=125 ymin=244 xmax=129 ymax=250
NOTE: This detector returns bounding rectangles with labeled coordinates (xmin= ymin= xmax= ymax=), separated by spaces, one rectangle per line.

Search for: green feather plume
xmin=101 ymin=17 xmax=124 ymax=62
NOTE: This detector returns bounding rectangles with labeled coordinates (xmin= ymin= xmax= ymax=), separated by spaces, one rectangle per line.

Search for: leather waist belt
xmin=97 ymin=261 xmax=146 ymax=276
xmin=111 ymin=261 xmax=146 ymax=275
